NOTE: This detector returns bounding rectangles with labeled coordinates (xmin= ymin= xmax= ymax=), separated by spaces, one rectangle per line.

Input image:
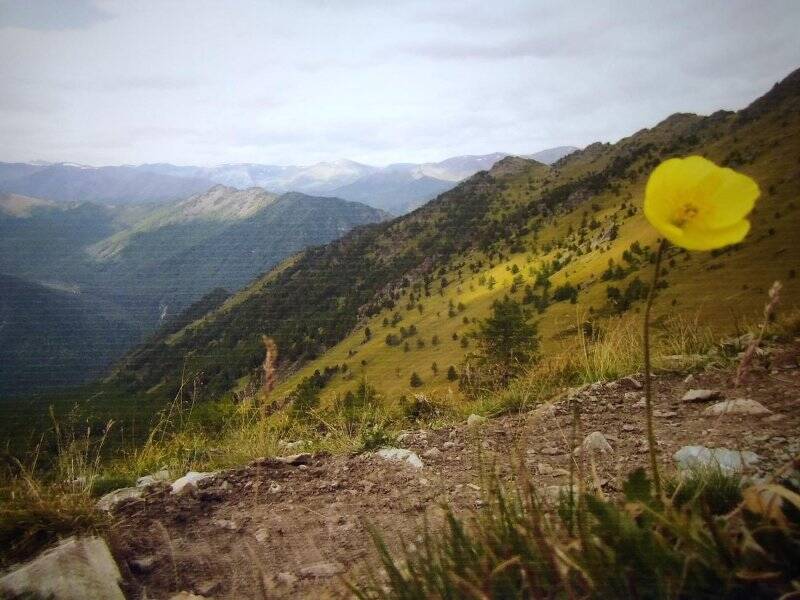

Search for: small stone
xmin=212 ymin=518 xmax=238 ymax=531
xmin=467 ymin=483 xmax=481 ymax=491
xmin=169 ymin=593 xmax=208 ymax=600
xmin=529 ymin=403 xmax=556 ymax=420
xmin=171 ymin=471 xmax=216 ymax=494
xmin=129 ymin=556 xmax=156 ymax=574
xmin=622 ymin=424 xmax=637 ymax=432
xmin=703 ymin=399 xmax=772 ymax=416
xmin=254 ymin=529 xmax=268 ymax=543
xmin=674 ymin=445 xmax=761 ymax=472
xmin=269 ymin=482 xmax=282 ymax=493
xmin=376 ymin=448 xmax=424 ymax=469
xmin=298 ymin=561 xmax=345 ymax=578
xmin=136 ymin=469 xmax=170 ymax=488
xmin=681 ymin=389 xmax=722 ymax=403
xmin=96 ymin=487 xmax=143 ymax=511
xmin=619 ymin=376 xmax=642 ymax=390
xmin=684 ymin=374 xmax=695 ymax=384
xmin=276 ymin=453 xmax=312 ymax=466
xmin=423 ymin=447 xmax=441 ymax=458
xmin=764 ymin=413 xmax=786 ymax=423
xmin=275 ymin=572 xmax=298 ymax=587
xmin=442 ymin=441 xmax=455 ymax=449
xmin=196 ymin=580 xmax=220 ymax=596
xmin=653 ymin=410 xmax=677 ymax=418
xmin=540 ymin=447 xmax=562 ymax=456
xmin=632 ymin=399 xmax=646 ymax=409
xmin=579 ymin=431 xmax=613 ymax=454
xmin=537 ymin=462 xmax=554 ymax=475
xmin=467 ymin=414 xmax=488 ymax=427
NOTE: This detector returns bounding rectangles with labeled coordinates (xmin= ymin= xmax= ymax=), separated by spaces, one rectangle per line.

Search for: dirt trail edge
xmin=109 ymin=343 xmax=800 ymax=599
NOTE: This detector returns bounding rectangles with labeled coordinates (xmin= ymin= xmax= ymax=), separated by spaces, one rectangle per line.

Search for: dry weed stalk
xmin=260 ymin=336 xmax=278 ymax=416
xmin=734 ymin=280 xmax=782 ymax=387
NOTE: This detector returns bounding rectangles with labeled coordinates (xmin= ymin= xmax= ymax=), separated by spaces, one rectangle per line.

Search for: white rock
xmin=254 ymin=529 xmax=268 ymax=543
xmin=376 ymin=447 xmax=424 ymax=469
xmin=171 ymin=471 xmax=217 ymax=494
xmin=702 ymin=399 xmax=772 ymax=416
xmin=136 ymin=469 xmax=171 ymax=488
xmin=275 ymin=571 xmax=298 ymax=586
xmin=467 ymin=413 xmax=488 ymax=427
xmin=0 ymin=537 xmax=124 ymax=600
xmin=681 ymin=389 xmax=721 ymax=403
xmin=96 ymin=487 xmax=143 ymax=511
xmin=275 ymin=453 xmax=312 ymax=465
xmin=580 ymin=431 xmax=613 ymax=454
xmin=674 ymin=445 xmax=761 ymax=472
xmin=529 ymin=403 xmax=556 ymax=420
xmin=212 ymin=518 xmax=238 ymax=531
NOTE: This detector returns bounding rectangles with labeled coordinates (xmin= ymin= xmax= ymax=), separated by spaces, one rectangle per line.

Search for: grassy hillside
xmin=110 ymin=68 xmax=800 ymax=414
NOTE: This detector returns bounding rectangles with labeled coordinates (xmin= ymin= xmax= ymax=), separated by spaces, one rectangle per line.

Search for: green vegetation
xmin=352 ymin=466 xmax=800 ymax=599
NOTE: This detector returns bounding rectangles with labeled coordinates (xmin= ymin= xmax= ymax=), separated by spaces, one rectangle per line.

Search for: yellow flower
xmin=644 ymin=155 xmax=760 ymax=250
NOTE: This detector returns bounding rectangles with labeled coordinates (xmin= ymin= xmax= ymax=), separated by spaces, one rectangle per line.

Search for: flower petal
xmin=671 ymin=219 xmax=751 ymax=251
xmin=700 ymin=167 xmax=760 ymax=229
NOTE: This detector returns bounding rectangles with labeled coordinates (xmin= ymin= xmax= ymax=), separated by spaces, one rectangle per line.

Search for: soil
xmin=108 ymin=341 xmax=800 ymax=599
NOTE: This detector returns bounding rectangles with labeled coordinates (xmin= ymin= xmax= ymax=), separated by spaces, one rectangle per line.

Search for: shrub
xmin=409 ymin=372 xmax=423 ymax=387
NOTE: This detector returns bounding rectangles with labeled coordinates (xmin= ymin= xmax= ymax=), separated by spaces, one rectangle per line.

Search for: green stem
xmin=643 ymin=238 xmax=667 ymax=498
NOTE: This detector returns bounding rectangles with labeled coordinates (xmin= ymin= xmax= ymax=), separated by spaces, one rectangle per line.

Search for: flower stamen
xmin=672 ymin=202 xmax=699 ymax=227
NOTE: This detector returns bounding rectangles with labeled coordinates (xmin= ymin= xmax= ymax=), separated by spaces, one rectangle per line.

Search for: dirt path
xmin=108 ymin=343 xmax=800 ymax=599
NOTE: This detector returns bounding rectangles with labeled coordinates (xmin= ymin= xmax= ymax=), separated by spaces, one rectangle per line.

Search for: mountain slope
xmin=0 ymin=187 xmax=387 ymax=395
xmin=0 ymin=163 xmax=216 ymax=205
xmin=0 ymin=274 xmax=142 ymax=396
xmin=109 ymin=68 xmax=800 ymax=407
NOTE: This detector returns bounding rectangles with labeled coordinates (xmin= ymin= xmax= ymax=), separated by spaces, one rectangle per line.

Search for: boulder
xmin=96 ymin=486 xmax=144 ymax=511
xmin=674 ymin=445 xmax=761 ymax=472
xmin=702 ymin=399 xmax=772 ymax=416
xmin=376 ymin=448 xmax=424 ymax=469
xmin=171 ymin=471 xmax=217 ymax=494
xmin=0 ymin=537 xmax=124 ymax=600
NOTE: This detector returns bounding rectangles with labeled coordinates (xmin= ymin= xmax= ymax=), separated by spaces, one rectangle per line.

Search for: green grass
xmin=351 ymin=465 xmax=800 ymax=599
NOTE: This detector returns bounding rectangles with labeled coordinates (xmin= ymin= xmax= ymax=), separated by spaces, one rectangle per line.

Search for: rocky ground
xmin=96 ymin=342 xmax=800 ymax=599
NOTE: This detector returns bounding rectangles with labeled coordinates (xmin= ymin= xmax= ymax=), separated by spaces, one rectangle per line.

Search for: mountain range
xmin=0 ymin=188 xmax=387 ymax=395
xmin=104 ymin=69 xmax=800 ymax=409
xmin=0 ymin=147 xmax=576 ymax=215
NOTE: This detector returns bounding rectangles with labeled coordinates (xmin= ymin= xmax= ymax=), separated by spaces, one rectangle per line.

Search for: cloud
xmin=0 ymin=0 xmax=111 ymax=31
xmin=0 ymin=0 xmax=798 ymax=166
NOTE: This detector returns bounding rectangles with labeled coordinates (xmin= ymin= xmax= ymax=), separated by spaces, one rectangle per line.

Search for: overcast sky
xmin=1 ymin=0 xmax=798 ymax=167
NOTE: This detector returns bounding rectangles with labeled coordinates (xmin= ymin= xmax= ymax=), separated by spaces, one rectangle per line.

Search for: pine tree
xmin=447 ymin=365 xmax=458 ymax=381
